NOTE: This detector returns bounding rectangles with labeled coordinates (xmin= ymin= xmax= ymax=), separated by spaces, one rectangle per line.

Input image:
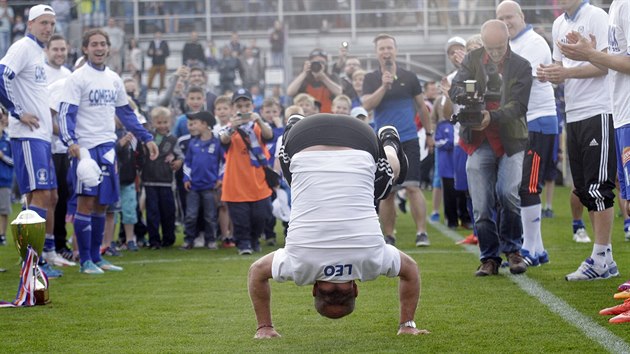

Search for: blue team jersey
xmin=183 ymin=135 xmax=222 ymax=191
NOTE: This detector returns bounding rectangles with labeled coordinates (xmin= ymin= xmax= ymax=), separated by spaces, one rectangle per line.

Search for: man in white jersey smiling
xmin=248 ymin=114 xmax=428 ymax=339
xmin=0 ymin=4 xmax=62 ymax=277
xmin=496 ymin=1 xmax=559 ymax=267
xmin=57 ymin=29 xmax=158 ymax=274
xmin=538 ymin=0 xmax=618 ymax=281
xmin=558 ymin=0 xmax=630 ymax=319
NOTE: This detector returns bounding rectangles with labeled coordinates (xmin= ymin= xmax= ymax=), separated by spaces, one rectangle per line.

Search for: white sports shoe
xmin=43 ymin=251 xmax=77 ymax=267
xmin=572 ymin=228 xmax=591 ymax=243
xmin=566 ymin=257 xmax=609 ymax=281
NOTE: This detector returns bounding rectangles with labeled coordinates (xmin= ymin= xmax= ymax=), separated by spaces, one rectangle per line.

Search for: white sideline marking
xmin=431 ymin=222 xmax=630 ymax=354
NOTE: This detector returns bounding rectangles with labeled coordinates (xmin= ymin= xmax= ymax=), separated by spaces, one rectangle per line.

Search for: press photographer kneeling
xmin=448 ymin=20 xmax=532 ymax=277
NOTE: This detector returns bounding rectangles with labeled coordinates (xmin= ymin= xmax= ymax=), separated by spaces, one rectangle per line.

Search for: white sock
xmin=606 ymin=243 xmax=614 ymax=265
xmin=591 ymin=243 xmax=608 ymax=268
xmin=521 ymin=204 xmax=541 ymax=253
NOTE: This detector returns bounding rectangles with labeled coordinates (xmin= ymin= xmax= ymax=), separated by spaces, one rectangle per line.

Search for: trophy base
xmin=34 ymin=288 xmax=49 ymax=305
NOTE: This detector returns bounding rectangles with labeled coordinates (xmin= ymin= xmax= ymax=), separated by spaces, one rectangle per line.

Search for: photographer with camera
xmin=287 ymin=48 xmax=341 ymax=113
xmin=449 ymin=20 xmax=532 ymax=277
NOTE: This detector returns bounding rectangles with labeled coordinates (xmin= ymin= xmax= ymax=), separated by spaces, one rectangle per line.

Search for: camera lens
xmin=311 ymin=61 xmax=322 ymax=73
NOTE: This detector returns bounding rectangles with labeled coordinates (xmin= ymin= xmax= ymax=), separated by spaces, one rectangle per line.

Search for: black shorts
xmin=519 ymin=132 xmax=556 ymax=206
xmin=280 ymin=114 xmax=394 ymax=200
xmin=400 ymin=139 xmax=422 ymax=188
xmin=566 ymin=113 xmax=616 ymax=212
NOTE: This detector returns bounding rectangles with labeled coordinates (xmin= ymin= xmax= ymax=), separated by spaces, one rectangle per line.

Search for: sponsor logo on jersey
xmin=623 ymin=147 xmax=630 ymax=166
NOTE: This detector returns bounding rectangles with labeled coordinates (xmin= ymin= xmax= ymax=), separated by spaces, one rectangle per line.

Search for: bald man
xmin=449 ymin=20 xmax=532 ymax=276
xmin=496 ymin=1 xmax=558 ymax=267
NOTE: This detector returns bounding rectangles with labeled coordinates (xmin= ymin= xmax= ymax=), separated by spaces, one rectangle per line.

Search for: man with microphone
xmin=362 ymin=33 xmax=433 ymax=247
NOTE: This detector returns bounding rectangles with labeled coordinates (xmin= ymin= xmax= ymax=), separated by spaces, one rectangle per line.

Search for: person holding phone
xmin=219 ymin=88 xmax=274 ymax=255
xmin=287 ymin=48 xmax=341 ymax=113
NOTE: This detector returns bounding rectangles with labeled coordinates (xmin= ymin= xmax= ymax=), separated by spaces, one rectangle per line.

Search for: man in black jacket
xmin=449 ymin=20 xmax=532 ymax=277
xmin=182 ymin=31 xmax=205 ymax=69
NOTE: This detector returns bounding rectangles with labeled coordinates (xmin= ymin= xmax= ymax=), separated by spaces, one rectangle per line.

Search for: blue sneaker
xmin=565 ymin=257 xmax=609 ymax=281
xmin=538 ymin=250 xmax=550 ymax=265
xmin=429 ymin=212 xmax=440 ymax=223
xmin=80 ymin=260 xmax=104 ymax=274
xmin=521 ymin=249 xmax=539 ymax=267
xmin=96 ymin=259 xmax=123 ymax=272
xmin=609 ymin=261 xmax=620 ymax=277
xmin=40 ymin=262 xmax=63 ymax=278
xmin=127 ymin=241 xmax=139 ymax=252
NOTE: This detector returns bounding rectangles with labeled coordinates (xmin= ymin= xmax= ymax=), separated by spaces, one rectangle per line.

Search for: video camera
xmin=451 ymin=63 xmax=502 ymax=127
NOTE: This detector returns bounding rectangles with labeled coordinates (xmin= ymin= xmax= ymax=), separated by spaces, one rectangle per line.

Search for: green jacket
xmin=449 ymin=46 xmax=532 ymax=156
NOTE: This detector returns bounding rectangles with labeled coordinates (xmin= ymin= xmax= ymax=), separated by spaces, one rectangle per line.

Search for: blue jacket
xmin=435 ymin=120 xmax=454 ymax=179
xmin=183 ymin=135 xmax=222 ymax=191
xmin=0 ymin=131 xmax=12 ymax=187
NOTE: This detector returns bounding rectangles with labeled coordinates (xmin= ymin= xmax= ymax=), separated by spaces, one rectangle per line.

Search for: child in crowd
xmin=0 ymin=109 xmax=12 ymax=246
xmin=293 ymin=93 xmax=317 ymax=116
xmin=260 ymin=98 xmax=284 ymax=245
xmin=212 ymin=95 xmax=232 ymax=136
xmin=114 ymin=116 xmax=145 ymax=252
xmin=213 ymin=95 xmax=235 ymax=247
xmin=142 ymin=107 xmax=183 ymax=249
xmin=331 ymin=94 xmax=352 ymax=115
xmin=219 ymin=88 xmax=274 ymax=255
xmin=173 ymin=86 xmax=206 ymax=137
xmin=181 ymin=111 xmax=223 ymax=249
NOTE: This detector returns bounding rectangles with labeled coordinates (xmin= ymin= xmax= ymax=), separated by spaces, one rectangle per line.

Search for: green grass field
xmin=1 ymin=186 xmax=630 ymax=353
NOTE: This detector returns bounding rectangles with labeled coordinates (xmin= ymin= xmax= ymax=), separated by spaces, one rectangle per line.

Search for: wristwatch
xmin=425 ymin=131 xmax=434 ymax=137
xmin=399 ymin=320 xmax=416 ymax=329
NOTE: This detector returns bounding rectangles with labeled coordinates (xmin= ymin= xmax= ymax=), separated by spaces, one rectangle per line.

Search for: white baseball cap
xmin=351 ymin=106 xmax=368 ymax=118
xmin=28 ymin=4 xmax=56 ymax=22
xmin=445 ymin=36 xmax=466 ymax=52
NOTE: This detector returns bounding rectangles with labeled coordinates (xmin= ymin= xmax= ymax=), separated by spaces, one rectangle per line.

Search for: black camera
xmin=451 ymin=63 xmax=502 ymax=127
xmin=310 ymin=60 xmax=324 ymax=73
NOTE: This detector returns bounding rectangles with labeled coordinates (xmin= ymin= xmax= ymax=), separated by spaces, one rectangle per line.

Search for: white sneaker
xmin=43 ymin=251 xmax=76 ymax=267
xmin=566 ymin=257 xmax=609 ymax=281
xmin=193 ymin=233 xmax=205 ymax=248
xmin=625 ymin=229 xmax=630 ymax=242
xmin=572 ymin=228 xmax=591 ymax=243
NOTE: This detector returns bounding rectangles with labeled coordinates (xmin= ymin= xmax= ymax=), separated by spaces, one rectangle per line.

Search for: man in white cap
xmin=0 ymin=4 xmax=63 ymax=277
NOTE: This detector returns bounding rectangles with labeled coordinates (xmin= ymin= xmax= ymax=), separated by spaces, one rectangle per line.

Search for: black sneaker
xmin=0 ymin=235 xmax=6 ymax=245
xmin=415 ymin=232 xmax=430 ymax=247
xmin=377 ymin=125 xmax=407 ymax=184
xmin=384 ymin=235 xmax=396 ymax=246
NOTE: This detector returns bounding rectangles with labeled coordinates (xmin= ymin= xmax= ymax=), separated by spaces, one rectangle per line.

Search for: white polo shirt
xmin=552 ymin=2 xmax=612 ymax=123
xmin=271 ymin=150 xmax=401 ymax=286
xmin=608 ymin=0 xmax=630 ymax=128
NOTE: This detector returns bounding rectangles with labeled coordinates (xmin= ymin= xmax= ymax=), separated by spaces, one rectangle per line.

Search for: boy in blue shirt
xmin=181 ymin=111 xmax=223 ymax=249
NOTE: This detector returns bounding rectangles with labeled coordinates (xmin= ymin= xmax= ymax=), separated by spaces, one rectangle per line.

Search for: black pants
xmin=53 ymin=153 xmax=70 ymax=250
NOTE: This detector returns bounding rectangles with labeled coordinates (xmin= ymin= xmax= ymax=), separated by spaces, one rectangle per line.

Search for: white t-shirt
xmin=45 ymin=63 xmax=71 ymax=85
xmin=552 ymin=3 xmax=612 ymax=123
xmin=271 ymin=150 xmax=401 ymax=286
xmin=0 ymin=36 xmax=53 ymax=141
xmin=510 ymin=26 xmax=557 ymax=122
xmin=59 ymin=63 xmax=128 ymax=149
xmin=48 ymin=78 xmax=68 ymax=154
xmin=608 ymin=0 xmax=630 ymax=128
